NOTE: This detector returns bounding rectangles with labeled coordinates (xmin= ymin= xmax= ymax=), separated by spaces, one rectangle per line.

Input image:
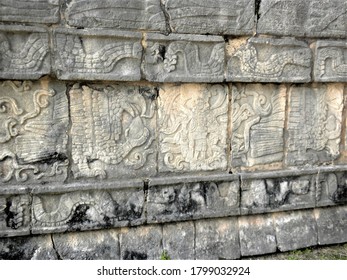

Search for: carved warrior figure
xmin=70 ymin=84 xmax=154 ymax=179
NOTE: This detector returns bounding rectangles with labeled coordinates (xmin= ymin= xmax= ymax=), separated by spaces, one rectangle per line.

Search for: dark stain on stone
xmin=123 ymin=250 xmax=147 ymax=260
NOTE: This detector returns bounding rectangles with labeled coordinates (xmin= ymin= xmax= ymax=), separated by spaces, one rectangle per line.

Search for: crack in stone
xmin=160 ymin=0 xmax=172 ymax=35
xmin=50 ymin=234 xmax=63 ymax=260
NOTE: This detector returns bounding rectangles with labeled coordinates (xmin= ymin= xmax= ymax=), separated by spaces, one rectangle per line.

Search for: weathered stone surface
xmin=32 ymin=187 xmax=145 ymax=234
xmin=241 ymin=176 xmax=316 ymax=215
xmin=195 ymin=218 xmax=240 ymax=260
xmin=316 ymin=172 xmax=347 ymax=207
xmin=158 ymin=84 xmax=228 ymax=172
xmin=163 ymin=221 xmax=195 ymax=260
xmin=258 ymin=0 xmax=347 ymax=38
xmin=239 ymin=214 xmax=276 ymax=256
xmin=231 ymin=84 xmax=286 ymax=169
xmin=226 ymin=37 xmax=312 ymax=82
xmin=0 ymin=0 xmax=59 ymax=24
xmin=144 ymin=33 xmax=224 ymax=82
xmin=165 ymin=0 xmax=255 ymax=35
xmin=286 ymin=84 xmax=344 ymax=166
xmin=69 ymin=83 xmax=156 ymax=180
xmin=53 ymin=29 xmax=142 ymax=81
xmin=314 ymin=40 xmax=347 ymax=82
xmin=315 ymin=205 xmax=347 ymax=245
xmin=0 ymin=79 xmax=68 ymax=184
xmin=119 ymin=225 xmax=162 ymax=260
xmin=147 ymin=180 xmax=240 ymax=223
xmin=0 ymin=26 xmax=50 ymax=79
xmin=52 ymin=230 xmax=120 ymax=260
xmin=274 ymin=210 xmax=317 ymax=252
xmin=65 ymin=0 xmax=166 ymax=32
xmin=0 ymin=235 xmax=57 ymax=260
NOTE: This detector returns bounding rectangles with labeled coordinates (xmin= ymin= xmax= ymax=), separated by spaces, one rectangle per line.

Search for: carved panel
xmin=147 ymin=181 xmax=240 ymax=223
xmin=165 ymin=0 xmax=254 ymax=35
xmin=258 ymin=0 xmax=347 ymax=38
xmin=241 ymin=176 xmax=316 ymax=215
xmin=231 ymin=84 xmax=286 ymax=169
xmin=314 ymin=41 xmax=347 ymax=82
xmin=0 ymin=80 xmax=68 ymax=184
xmin=286 ymin=84 xmax=344 ymax=166
xmin=158 ymin=84 xmax=228 ymax=172
xmin=69 ymin=83 xmax=156 ymax=179
xmin=0 ymin=0 xmax=59 ymax=24
xmin=65 ymin=0 xmax=166 ymax=32
xmin=316 ymin=172 xmax=347 ymax=207
xmin=144 ymin=33 xmax=225 ymax=82
xmin=226 ymin=37 xmax=312 ymax=82
xmin=32 ymin=188 xmax=145 ymax=234
xmin=0 ymin=194 xmax=31 ymax=237
xmin=0 ymin=26 xmax=50 ymax=79
xmin=53 ymin=29 xmax=142 ymax=81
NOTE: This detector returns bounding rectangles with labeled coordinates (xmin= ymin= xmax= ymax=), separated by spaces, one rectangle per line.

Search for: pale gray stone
xmin=239 ymin=214 xmax=276 ymax=256
xmin=314 ymin=40 xmax=347 ymax=82
xmin=163 ymin=221 xmax=195 ymax=260
xmin=0 ymin=26 xmax=50 ymax=79
xmin=316 ymin=172 xmax=347 ymax=207
xmin=53 ymin=29 xmax=142 ymax=81
xmin=165 ymin=0 xmax=255 ymax=35
xmin=258 ymin=0 xmax=347 ymax=38
xmin=226 ymin=37 xmax=312 ymax=83
xmin=195 ymin=218 xmax=240 ymax=260
xmin=274 ymin=210 xmax=318 ymax=252
xmin=144 ymin=33 xmax=225 ymax=82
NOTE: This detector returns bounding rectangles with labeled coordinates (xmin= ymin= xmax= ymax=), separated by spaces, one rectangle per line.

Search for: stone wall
xmin=0 ymin=0 xmax=346 ymax=259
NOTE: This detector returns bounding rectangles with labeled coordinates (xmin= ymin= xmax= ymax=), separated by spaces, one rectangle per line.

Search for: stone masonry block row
xmin=0 ymin=25 xmax=346 ymax=82
xmin=1 ymin=205 xmax=346 ymax=259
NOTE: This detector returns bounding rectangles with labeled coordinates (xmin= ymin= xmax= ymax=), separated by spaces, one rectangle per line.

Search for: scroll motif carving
xmin=158 ymin=84 xmax=228 ymax=172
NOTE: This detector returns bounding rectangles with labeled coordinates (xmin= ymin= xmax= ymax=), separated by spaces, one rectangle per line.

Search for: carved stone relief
xmin=65 ymin=0 xmax=166 ymax=32
xmin=53 ymin=29 xmax=143 ymax=81
xmin=69 ymin=83 xmax=156 ymax=180
xmin=258 ymin=0 xmax=347 ymax=38
xmin=158 ymin=84 xmax=228 ymax=172
xmin=316 ymin=172 xmax=347 ymax=207
xmin=144 ymin=33 xmax=225 ymax=82
xmin=286 ymin=84 xmax=344 ymax=166
xmin=0 ymin=26 xmax=50 ymax=79
xmin=0 ymin=80 xmax=68 ymax=184
xmin=227 ymin=37 xmax=312 ymax=82
xmin=165 ymin=0 xmax=255 ymax=35
xmin=231 ymin=84 xmax=286 ymax=168
xmin=314 ymin=41 xmax=347 ymax=82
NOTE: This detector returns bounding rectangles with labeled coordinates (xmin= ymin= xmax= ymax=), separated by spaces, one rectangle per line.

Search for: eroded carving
xmin=158 ymin=84 xmax=228 ymax=172
xmin=316 ymin=172 xmax=347 ymax=206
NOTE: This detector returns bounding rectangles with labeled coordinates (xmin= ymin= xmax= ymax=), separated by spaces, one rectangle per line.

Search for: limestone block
xmin=241 ymin=176 xmax=316 ymax=215
xmin=0 ymin=194 xmax=31 ymax=237
xmin=0 ymin=80 xmax=68 ymax=185
xmin=0 ymin=0 xmax=59 ymax=24
xmin=0 ymin=26 xmax=50 ymax=79
xmin=314 ymin=41 xmax=347 ymax=82
xmin=32 ymin=187 xmax=145 ymax=234
xmin=226 ymin=37 xmax=312 ymax=82
xmin=315 ymin=205 xmax=347 ymax=245
xmin=258 ymin=0 xmax=347 ymax=38
xmin=274 ymin=210 xmax=318 ymax=252
xmin=65 ymin=0 xmax=166 ymax=32
xmin=144 ymin=33 xmax=224 ymax=82
xmin=53 ymin=29 xmax=142 ymax=81
xmin=231 ymin=84 xmax=286 ymax=169
xmin=316 ymin=172 xmax=347 ymax=207
xmin=52 ymin=230 xmax=120 ymax=260
xmin=165 ymin=0 xmax=255 ymax=35
xmin=147 ymin=181 xmax=240 ymax=223
xmin=69 ymin=83 xmax=156 ymax=180
xmin=163 ymin=221 xmax=195 ymax=260
xmin=239 ymin=214 xmax=276 ymax=256
xmin=195 ymin=218 xmax=240 ymax=260
xmin=158 ymin=84 xmax=228 ymax=172
xmin=286 ymin=84 xmax=344 ymax=166
xmin=119 ymin=225 xmax=162 ymax=260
